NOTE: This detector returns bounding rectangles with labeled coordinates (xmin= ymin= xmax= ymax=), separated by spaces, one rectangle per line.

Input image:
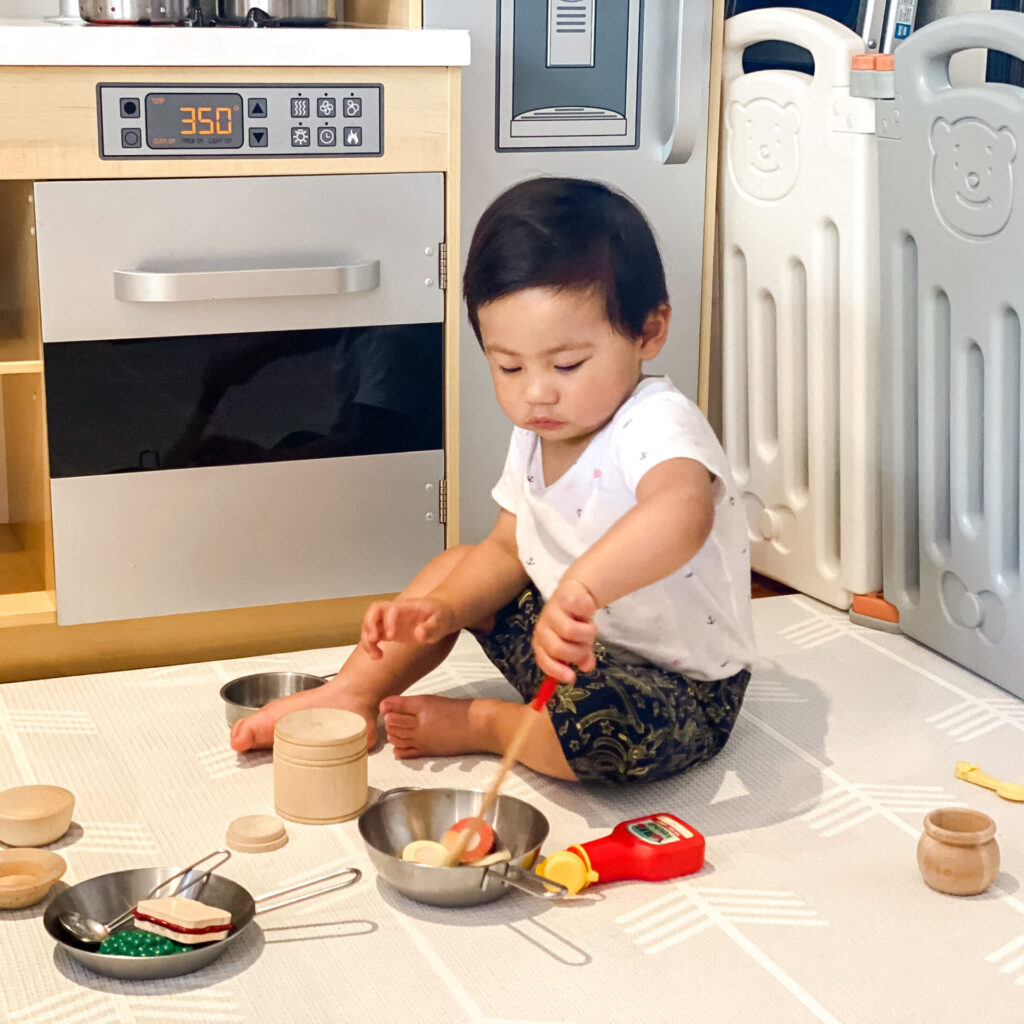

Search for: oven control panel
xmin=97 ymin=83 xmax=383 ymax=159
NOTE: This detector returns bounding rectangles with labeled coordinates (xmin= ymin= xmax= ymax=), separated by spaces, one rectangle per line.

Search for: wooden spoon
xmin=441 ymin=676 xmax=559 ymax=865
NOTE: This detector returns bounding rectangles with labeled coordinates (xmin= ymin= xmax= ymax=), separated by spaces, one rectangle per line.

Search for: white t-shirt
xmin=492 ymin=375 xmax=755 ymax=680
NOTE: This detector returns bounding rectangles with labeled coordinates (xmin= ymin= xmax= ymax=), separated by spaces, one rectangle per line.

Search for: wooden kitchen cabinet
xmin=0 ymin=181 xmax=54 ymax=631
xmin=0 ymin=17 xmax=467 ymax=682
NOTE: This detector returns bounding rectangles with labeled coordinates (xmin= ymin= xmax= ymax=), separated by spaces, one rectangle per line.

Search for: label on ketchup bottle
xmin=626 ymin=815 xmax=694 ymax=845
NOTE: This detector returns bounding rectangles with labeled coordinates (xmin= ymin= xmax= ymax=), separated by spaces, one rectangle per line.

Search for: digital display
xmin=145 ymin=93 xmax=243 ymax=149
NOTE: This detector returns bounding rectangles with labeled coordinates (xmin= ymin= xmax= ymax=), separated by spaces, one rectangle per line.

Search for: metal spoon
xmin=58 ymin=850 xmax=232 ymax=946
xmin=59 ymin=907 xmax=133 ymax=946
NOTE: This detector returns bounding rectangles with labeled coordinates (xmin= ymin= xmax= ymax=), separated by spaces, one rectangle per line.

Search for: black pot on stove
xmin=79 ymin=0 xmax=216 ymax=24
xmin=217 ymin=0 xmax=337 ymax=25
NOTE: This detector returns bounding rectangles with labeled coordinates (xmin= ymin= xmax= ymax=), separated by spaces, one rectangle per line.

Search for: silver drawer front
xmin=50 ymin=451 xmax=444 ymax=625
xmin=34 ymin=173 xmax=444 ymax=342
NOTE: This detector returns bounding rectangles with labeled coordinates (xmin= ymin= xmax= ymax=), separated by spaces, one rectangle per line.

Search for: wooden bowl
xmin=0 ymin=848 xmax=67 ymax=909
xmin=0 ymin=785 xmax=75 ymax=847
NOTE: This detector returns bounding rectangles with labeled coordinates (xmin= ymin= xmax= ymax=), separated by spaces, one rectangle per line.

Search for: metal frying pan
xmin=358 ymin=787 xmax=568 ymax=908
xmin=43 ymin=863 xmax=359 ymax=979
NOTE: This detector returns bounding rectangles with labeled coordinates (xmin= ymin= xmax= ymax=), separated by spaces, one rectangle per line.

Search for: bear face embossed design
xmin=727 ymin=98 xmax=802 ymax=203
xmin=930 ymin=117 xmax=1017 ymax=239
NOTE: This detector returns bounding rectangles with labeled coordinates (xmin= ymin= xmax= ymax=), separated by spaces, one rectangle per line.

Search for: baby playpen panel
xmin=720 ymin=8 xmax=882 ymax=610
xmin=878 ymin=11 xmax=1024 ymax=701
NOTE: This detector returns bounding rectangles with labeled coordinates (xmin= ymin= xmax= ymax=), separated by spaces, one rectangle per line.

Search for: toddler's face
xmin=478 ymin=286 xmax=666 ymax=452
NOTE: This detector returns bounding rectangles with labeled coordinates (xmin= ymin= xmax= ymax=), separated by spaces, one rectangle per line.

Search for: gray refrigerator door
xmin=424 ymin=0 xmax=714 ymax=541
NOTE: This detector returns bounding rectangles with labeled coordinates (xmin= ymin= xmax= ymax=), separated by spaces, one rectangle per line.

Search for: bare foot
xmin=230 ymin=683 xmax=379 ymax=752
xmin=380 ymin=694 xmax=496 ymax=759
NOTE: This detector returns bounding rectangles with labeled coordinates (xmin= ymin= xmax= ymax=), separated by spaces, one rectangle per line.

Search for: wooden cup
xmin=917 ymin=807 xmax=999 ymax=896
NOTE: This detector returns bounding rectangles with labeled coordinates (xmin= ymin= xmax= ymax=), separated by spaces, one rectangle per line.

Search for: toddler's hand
xmin=360 ymin=597 xmax=457 ymax=659
xmin=532 ymin=579 xmax=600 ymax=683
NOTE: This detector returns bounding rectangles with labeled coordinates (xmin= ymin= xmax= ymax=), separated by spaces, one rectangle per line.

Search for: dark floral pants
xmin=472 ymin=585 xmax=750 ymax=784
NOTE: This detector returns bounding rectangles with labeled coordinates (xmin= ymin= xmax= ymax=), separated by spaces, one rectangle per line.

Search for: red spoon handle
xmin=529 ymin=675 xmax=559 ymax=711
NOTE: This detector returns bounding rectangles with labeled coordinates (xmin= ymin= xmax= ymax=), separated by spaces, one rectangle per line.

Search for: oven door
xmin=34 ymin=173 xmax=445 ymax=625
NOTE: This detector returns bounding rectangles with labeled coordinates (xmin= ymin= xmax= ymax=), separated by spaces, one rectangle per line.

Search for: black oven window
xmin=44 ymin=323 xmax=444 ymax=478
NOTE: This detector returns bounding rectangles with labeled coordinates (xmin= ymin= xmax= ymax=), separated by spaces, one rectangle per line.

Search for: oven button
xmin=343 ymin=126 xmax=362 ymax=147
xmin=343 ymin=97 xmax=362 ymax=118
xmin=249 ymin=127 xmax=269 ymax=148
xmin=290 ymin=96 xmax=311 ymax=119
xmin=317 ymin=126 xmax=337 ymax=148
xmin=316 ymin=97 xmax=336 ymax=118
xmin=248 ymin=97 xmax=268 ymax=118
xmin=121 ymin=127 xmax=142 ymax=148
xmin=119 ymin=97 xmax=141 ymax=118
xmin=291 ymin=126 xmax=311 ymax=148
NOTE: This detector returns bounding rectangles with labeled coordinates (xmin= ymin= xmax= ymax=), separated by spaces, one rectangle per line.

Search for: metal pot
xmin=357 ymin=787 xmax=568 ymax=908
xmin=219 ymin=670 xmax=328 ymax=728
xmin=79 ymin=0 xmax=215 ymax=24
xmin=217 ymin=0 xmax=337 ymax=25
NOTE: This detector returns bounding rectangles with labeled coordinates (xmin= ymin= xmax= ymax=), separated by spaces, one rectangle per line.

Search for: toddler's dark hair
xmin=463 ymin=176 xmax=669 ymax=346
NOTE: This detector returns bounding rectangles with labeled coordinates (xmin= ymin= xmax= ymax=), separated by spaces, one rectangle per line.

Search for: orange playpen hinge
xmin=849 ymin=592 xmax=901 ymax=633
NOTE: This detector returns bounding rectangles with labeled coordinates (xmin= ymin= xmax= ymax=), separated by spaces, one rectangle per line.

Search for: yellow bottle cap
xmin=536 ymin=848 xmax=600 ymax=895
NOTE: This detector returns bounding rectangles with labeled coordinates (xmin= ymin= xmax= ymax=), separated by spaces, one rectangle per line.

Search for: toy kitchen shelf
xmin=0 ymin=3 xmax=469 ymax=682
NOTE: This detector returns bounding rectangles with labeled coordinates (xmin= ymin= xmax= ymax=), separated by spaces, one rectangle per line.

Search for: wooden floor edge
xmin=0 ymin=593 xmax=391 ymax=684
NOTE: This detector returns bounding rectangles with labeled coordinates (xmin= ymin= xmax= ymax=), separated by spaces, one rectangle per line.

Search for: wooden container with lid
xmin=273 ymin=709 xmax=368 ymax=824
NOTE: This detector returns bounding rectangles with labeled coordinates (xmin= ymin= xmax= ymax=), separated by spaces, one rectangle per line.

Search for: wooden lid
xmin=226 ymin=815 xmax=288 ymax=854
xmin=0 ymin=785 xmax=74 ymax=821
xmin=274 ymin=708 xmax=367 ymax=759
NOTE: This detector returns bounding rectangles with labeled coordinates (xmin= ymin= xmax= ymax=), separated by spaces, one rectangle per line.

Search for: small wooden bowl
xmin=0 ymin=848 xmax=67 ymax=909
xmin=0 ymin=785 xmax=75 ymax=847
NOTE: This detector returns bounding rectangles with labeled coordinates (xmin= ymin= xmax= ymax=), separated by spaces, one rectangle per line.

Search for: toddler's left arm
xmin=534 ymin=457 xmax=714 ymax=682
xmin=566 ymin=456 xmax=714 ymax=605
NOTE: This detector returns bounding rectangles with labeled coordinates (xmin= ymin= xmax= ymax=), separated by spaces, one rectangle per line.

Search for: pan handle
xmin=254 ymin=866 xmax=361 ymax=915
xmin=489 ymin=863 xmax=568 ymax=900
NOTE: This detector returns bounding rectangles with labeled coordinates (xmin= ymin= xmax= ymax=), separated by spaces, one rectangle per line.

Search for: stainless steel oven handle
xmin=112 ymin=260 xmax=381 ymax=303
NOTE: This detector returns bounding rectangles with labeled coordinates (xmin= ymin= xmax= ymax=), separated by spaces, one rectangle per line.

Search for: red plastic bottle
xmin=536 ymin=813 xmax=705 ymax=895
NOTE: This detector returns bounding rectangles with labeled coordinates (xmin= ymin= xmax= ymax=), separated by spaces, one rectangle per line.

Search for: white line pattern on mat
xmin=777 ymin=615 xmax=851 ymax=649
xmin=795 ymin=784 xmax=959 ymax=837
xmin=986 ymin=932 xmax=1024 ymax=986
xmin=8 ymin=709 xmax=98 ymax=735
xmin=743 ymin=679 xmax=808 ymax=703
xmin=0 ymin=690 xmax=37 ymax=782
xmin=615 ymin=884 xmax=836 ymax=1022
xmin=5 ymin=990 xmax=127 ymax=1024
xmin=791 ymin=596 xmax=1024 ymax=736
xmin=72 ymin=821 xmax=161 ymax=854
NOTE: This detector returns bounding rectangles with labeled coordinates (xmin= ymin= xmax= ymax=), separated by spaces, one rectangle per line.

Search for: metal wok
xmin=358 ymin=787 xmax=567 ymax=908
xmin=44 ymin=863 xmax=359 ymax=979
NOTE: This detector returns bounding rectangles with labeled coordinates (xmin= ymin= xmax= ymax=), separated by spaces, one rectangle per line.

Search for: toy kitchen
xmin=0 ymin=1 xmax=469 ymax=681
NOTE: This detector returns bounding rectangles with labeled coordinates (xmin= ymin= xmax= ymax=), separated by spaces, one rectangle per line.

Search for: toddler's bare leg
xmin=381 ymin=695 xmax=577 ymax=781
xmin=230 ymin=546 xmax=476 ymax=752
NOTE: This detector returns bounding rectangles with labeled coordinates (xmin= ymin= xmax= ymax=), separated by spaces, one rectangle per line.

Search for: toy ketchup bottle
xmin=536 ymin=814 xmax=704 ymax=895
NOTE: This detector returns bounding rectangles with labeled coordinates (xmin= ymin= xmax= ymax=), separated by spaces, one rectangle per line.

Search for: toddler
xmin=231 ymin=176 xmax=755 ymax=783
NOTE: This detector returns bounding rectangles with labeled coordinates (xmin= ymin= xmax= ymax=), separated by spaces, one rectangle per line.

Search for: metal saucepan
xmin=219 ymin=671 xmax=328 ymax=728
xmin=358 ymin=787 xmax=568 ymax=908
xmin=79 ymin=0 xmax=216 ymax=24
xmin=44 ymin=862 xmax=360 ymax=979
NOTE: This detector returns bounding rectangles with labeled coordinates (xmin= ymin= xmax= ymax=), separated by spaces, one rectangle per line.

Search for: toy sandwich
xmin=131 ymin=896 xmax=232 ymax=945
